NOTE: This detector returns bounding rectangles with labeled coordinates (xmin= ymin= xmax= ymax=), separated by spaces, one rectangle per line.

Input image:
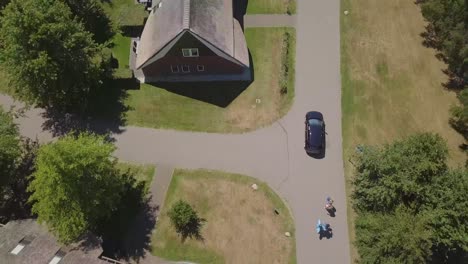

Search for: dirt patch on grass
xmin=151 ymin=169 xmax=295 ymax=264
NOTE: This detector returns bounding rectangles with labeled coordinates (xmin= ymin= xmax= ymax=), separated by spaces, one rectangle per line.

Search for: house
xmin=133 ymin=0 xmax=250 ymax=83
xmin=0 ymin=220 xmax=109 ymax=264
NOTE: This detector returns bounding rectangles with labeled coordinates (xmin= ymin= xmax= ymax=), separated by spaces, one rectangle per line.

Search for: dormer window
xmin=11 ymin=235 xmax=35 ymax=255
xmin=182 ymin=48 xmax=199 ymax=57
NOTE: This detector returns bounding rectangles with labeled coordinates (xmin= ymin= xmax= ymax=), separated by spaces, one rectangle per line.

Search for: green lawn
xmin=117 ymin=28 xmax=296 ymax=132
xmin=102 ymin=0 xmax=147 ymax=27
xmin=247 ymin=0 xmax=297 ymax=14
xmin=340 ymin=0 xmax=466 ymax=262
xmin=116 ymin=162 xmax=155 ymax=191
xmin=151 ymin=169 xmax=295 ymax=263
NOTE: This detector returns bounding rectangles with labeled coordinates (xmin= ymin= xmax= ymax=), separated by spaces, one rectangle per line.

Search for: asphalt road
xmin=0 ymin=0 xmax=350 ymax=262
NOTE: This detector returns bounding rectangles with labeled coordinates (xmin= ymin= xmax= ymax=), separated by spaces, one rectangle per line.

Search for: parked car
xmin=304 ymin=111 xmax=325 ymax=156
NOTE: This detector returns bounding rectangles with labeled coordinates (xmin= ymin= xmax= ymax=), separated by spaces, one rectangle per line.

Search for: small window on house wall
xmin=197 ymin=65 xmax=205 ymax=72
xmin=171 ymin=65 xmax=179 ymax=73
xmin=182 ymin=48 xmax=199 ymax=57
xmin=182 ymin=65 xmax=190 ymax=73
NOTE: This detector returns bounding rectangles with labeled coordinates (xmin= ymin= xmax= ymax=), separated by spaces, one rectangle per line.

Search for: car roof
xmin=306 ymin=111 xmax=323 ymax=120
xmin=307 ymin=121 xmax=323 ymax=147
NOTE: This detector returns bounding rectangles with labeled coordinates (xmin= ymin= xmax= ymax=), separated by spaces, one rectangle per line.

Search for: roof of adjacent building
xmin=136 ymin=0 xmax=249 ymax=69
xmin=0 ymin=220 xmax=106 ymax=264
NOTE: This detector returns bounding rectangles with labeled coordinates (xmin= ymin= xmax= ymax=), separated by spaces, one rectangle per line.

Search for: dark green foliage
xmin=168 ymin=200 xmax=204 ymax=240
xmin=28 ymin=133 xmax=123 ymax=244
xmin=64 ymin=0 xmax=114 ymax=44
xmin=0 ymin=108 xmax=20 ymax=191
xmin=420 ymin=0 xmax=467 ymax=84
xmin=0 ymin=0 xmax=110 ymax=113
xmin=426 ymin=169 xmax=468 ymax=260
xmin=0 ymin=138 xmax=38 ymax=223
xmin=420 ymin=0 xmax=468 ymax=152
xmin=0 ymin=0 xmax=9 ymax=9
xmin=355 ymin=207 xmax=433 ymax=264
xmin=353 ymin=133 xmax=468 ymax=263
xmin=352 ymin=133 xmax=448 ymax=213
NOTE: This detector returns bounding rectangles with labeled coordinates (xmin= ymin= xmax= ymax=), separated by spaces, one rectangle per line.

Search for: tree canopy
xmin=168 ymin=200 xmax=204 ymax=240
xmin=0 ymin=0 xmax=110 ymax=113
xmin=28 ymin=133 xmax=122 ymax=244
xmin=0 ymin=107 xmax=20 ymax=192
xmin=420 ymin=0 xmax=467 ymax=84
xmin=63 ymin=0 xmax=114 ymax=44
xmin=353 ymin=133 xmax=468 ymax=263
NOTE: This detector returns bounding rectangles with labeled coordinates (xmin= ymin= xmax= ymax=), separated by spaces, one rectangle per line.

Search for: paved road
xmin=0 ymin=0 xmax=350 ymax=263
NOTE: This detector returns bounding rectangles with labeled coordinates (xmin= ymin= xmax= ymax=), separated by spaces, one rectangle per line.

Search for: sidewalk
xmin=122 ymin=164 xmax=175 ymax=264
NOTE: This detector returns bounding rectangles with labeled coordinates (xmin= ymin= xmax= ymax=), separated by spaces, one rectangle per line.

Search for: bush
xmin=168 ymin=200 xmax=203 ymax=241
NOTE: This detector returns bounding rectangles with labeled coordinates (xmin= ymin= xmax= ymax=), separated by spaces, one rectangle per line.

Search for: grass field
xmin=341 ymin=0 xmax=466 ymax=262
xmin=121 ymin=28 xmax=296 ymax=133
xmin=151 ymin=169 xmax=296 ymax=264
xmin=102 ymin=0 xmax=147 ymax=27
xmin=247 ymin=0 xmax=297 ymax=14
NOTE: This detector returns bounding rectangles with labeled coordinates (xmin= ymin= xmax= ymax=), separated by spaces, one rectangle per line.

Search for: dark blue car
xmin=304 ymin=111 xmax=325 ymax=156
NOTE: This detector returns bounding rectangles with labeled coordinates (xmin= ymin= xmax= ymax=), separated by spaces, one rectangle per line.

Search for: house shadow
xmin=40 ymin=77 xmax=138 ymax=140
xmin=233 ymin=0 xmax=248 ymax=29
xmin=148 ymin=52 xmax=255 ymax=108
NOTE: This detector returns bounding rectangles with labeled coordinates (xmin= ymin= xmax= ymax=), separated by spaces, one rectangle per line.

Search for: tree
xmin=420 ymin=0 xmax=467 ymax=84
xmin=28 ymin=133 xmax=122 ymax=244
xmin=0 ymin=0 xmax=110 ymax=113
xmin=352 ymin=133 xmax=468 ymax=263
xmin=168 ymin=200 xmax=203 ymax=240
xmin=426 ymin=169 xmax=468 ymax=261
xmin=352 ymin=133 xmax=448 ymax=213
xmin=355 ymin=207 xmax=433 ymax=264
xmin=0 ymin=108 xmax=21 ymax=192
xmin=63 ymin=0 xmax=114 ymax=44
xmin=0 ymin=0 xmax=9 ymax=10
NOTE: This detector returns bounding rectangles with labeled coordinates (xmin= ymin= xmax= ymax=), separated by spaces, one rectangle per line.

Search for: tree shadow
xmin=233 ymin=0 xmax=248 ymax=29
xmin=74 ymin=232 xmax=103 ymax=254
xmin=40 ymin=77 xmax=138 ymax=140
xmin=0 ymin=138 xmax=38 ymax=224
xmin=66 ymin=0 xmax=115 ymax=44
xmin=97 ymin=173 xmax=152 ymax=262
xmin=180 ymin=217 xmax=206 ymax=243
xmin=420 ymin=24 xmax=440 ymax=50
xmin=120 ymin=25 xmax=144 ymax=38
xmin=418 ymin=20 xmax=465 ymax=92
xmin=148 ymin=52 xmax=255 ymax=108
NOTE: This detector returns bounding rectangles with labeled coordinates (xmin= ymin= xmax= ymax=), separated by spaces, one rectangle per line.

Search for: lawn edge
xmin=152 ymin=168 xmax=297 ymax=264
xmin=340 ymin=0 xmax=359 ymax=263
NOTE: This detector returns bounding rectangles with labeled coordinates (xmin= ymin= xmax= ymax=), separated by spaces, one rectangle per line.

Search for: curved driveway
xmin=0 ymin=0 xmax=350 ymax=263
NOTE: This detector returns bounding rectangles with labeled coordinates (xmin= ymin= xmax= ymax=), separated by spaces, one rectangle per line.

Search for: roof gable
xmin=137 ymin=0 xmax=245 ymax=69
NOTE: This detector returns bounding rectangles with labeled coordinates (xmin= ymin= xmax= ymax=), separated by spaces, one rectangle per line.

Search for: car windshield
xmin=308 ymin=119 xmax=322 ymax=127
